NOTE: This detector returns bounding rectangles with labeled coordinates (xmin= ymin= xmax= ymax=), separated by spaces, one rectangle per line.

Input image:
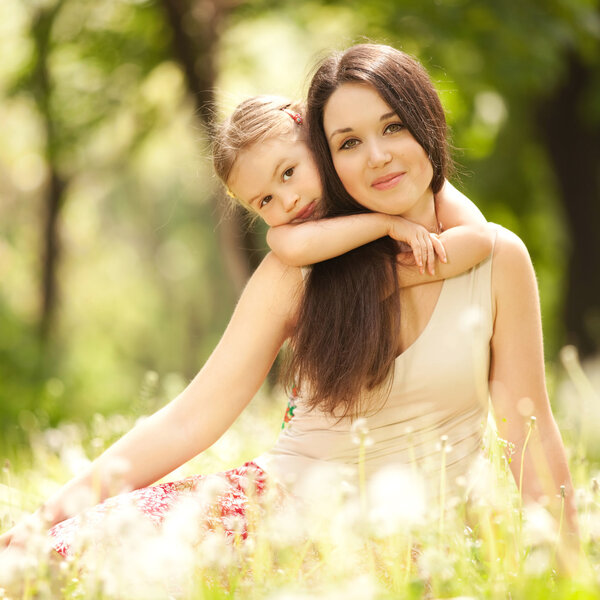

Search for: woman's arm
xmin=1 ymin=253 xmax=301 ymax=539
xmin=489 ymin=228 xmax=579 ymax=568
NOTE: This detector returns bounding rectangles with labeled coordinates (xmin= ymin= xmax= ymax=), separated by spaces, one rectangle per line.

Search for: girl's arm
xmin=489 ymin=228 xmax=579 ymax=570
xmin=395 ymin=223 xmax=493 ymax=287
xmin=267 ymin=211 xmax=404 ymax=267
xmin=268 ymin=180 xmax=493 ymax=285
xmin=393 ymin=179 xmax=492 ymax=286
xmin=0 ymin=253 xmax=301 ymax=543
xmin=435 ymin=180 xmax=486 ymax=228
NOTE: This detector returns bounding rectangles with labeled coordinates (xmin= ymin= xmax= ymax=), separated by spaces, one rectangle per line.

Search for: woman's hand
xmin=0 ymin=514 xmax=43 ymax=553
xmin=387 ymin=216 xmax=446 ymax=275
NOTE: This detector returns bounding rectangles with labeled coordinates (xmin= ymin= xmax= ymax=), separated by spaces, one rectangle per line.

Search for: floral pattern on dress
xmin=49 ymin=461 xmax=274 ymax=558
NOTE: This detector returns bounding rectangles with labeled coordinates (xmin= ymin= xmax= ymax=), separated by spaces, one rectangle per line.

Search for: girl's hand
xmin=388 ymin=217 xmax=447 ymax=274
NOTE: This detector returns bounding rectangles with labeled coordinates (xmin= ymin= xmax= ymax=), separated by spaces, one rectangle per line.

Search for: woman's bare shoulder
xmin=251 ymin=252 xmax=304 ymax=322
xmin=491 ymin=225 xmax=538 ymax=305
xmin=256 ymin=251 xmax=305 ymax=286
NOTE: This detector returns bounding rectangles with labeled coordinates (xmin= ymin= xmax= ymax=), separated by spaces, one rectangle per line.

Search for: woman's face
xmin=227 ymin=136 xmax=322 ymax=227
xmin=323 ymin=83 xmax=434 ymax=221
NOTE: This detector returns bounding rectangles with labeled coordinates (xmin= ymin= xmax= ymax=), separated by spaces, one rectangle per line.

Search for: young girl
xmin=0 ymin=92 xmax=494 ymax=562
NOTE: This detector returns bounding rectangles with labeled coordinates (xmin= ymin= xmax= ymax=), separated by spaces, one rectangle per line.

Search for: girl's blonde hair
xmin=212 ymin=95 xmax=305 ymax=191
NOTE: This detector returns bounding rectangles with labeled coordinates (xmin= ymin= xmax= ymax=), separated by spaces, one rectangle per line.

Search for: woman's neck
xmin=403 ymin=191 xmax=440 ymax=233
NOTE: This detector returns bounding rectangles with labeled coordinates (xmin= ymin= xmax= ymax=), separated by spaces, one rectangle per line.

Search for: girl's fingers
xmin=411 ymin=239 xmax=423 ymax=272
xmin=430 ymin=233 xmax=447 ymax=263
xmin=425 ymin=235 xmax=435 ymax=275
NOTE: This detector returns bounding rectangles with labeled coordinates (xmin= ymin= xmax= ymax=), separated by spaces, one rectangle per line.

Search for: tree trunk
xmin=40 ymin=169 xmax=65 ymax=341
xmin=32 ymin=1 xmax=67 ymax=343
xmin=161 ymin=0 xmax=263 ymax=294
xmin=537 ymin=53 xmax=600 ymax=357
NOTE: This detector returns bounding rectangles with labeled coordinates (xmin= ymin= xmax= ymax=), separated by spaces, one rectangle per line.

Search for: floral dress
xmin=49 ymin=391 xmax=298 ymax=558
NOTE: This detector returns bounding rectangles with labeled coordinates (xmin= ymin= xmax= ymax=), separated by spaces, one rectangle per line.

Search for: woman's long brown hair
xmin=284 ymin=44 xmax=450 ymax=419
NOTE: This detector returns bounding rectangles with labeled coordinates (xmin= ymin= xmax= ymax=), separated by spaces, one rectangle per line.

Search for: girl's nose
xmin=283 ymin=192 xmax=300 ymax=211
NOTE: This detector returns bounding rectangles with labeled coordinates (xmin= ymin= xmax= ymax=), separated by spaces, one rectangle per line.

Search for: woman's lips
xmin=371 ymin=172 xmax=406 ymax=190
xmin=291 ymin=200 xmax=317 ymax=223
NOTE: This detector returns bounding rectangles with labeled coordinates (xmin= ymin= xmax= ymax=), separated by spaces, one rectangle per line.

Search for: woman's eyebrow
xmin=329 ymin=112 xmax=399 ymax=141
xmin=328 ymin=127 xmax=352 ymax=142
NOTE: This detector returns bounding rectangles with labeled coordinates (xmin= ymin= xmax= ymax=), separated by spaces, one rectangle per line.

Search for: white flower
xmin=522 ymin=503 xmax=557 ymax=546
xmin=417 ymin=546 xmax=455 ymax=581
xmin=367 ymin=465 xmax=426 ymax=535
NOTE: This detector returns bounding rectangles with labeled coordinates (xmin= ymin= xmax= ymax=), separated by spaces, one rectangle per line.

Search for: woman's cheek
xmin=333 ymin=156 xmax=355 ymax=192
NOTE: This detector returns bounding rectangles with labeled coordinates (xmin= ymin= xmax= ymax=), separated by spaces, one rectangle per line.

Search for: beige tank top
xmin=255 ymin=229 xmax=496 ymax=506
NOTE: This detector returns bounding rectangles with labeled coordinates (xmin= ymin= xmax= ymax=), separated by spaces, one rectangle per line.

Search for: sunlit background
xmin=0 ymin=0 xmax=598 ymax=450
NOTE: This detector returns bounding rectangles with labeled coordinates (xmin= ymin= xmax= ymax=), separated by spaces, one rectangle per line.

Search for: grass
xmin=1 ymin=351 xmax=600 ymax=599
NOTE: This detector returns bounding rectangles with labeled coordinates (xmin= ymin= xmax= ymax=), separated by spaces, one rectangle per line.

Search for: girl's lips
xmin=371 ymin=172 xmax=406 ymax=191
xmin=291 ymin=200 xmax=317 ymax=223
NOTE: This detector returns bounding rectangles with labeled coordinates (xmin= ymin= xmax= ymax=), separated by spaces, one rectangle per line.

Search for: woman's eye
xmin=384 ymin=122 xmax=404 ymax=134
xmin=340 ymin=138 xmax=359 ymax=150
xmin=259 ymin=195 xmax=272 ymax=209
xmin=282 ymin=167 xmax=294 ymax=181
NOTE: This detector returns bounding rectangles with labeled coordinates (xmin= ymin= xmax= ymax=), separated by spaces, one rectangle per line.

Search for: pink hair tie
xmin=281 ymin=107 xmax=303 ymax=125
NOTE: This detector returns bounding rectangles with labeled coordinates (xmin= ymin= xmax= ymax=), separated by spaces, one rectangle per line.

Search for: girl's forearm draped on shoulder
xmin=36 ymin=253 xmax=302 ymax=528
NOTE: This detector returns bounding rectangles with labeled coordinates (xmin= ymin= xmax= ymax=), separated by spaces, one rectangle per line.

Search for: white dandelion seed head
xmin=522 ymin=503 xmax=557 ymax=546
xmin=350 ymin=417 xmax=370 ymax=444
xmin=367 ymin=465 xmax=426 ymax=535
xmin=417 ymin=546 xmax=455 ymax=581
xmin=196 ymin=531 xmax=235 ymax=570
xmin=194 ymin=474 xmax=230 ymax=505
xmin=523 ymin=546 xmax=551 ymax=577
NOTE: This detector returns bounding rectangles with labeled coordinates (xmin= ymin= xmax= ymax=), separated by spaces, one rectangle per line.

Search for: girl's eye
xmin=282 ymin=167 xmax=294 ymax=181
xmin=259 ymin=195 xmax=272 ymax=209
xmin=384 ymin=122 xmax=404 ymax=134
xmin=340 ymin=138 xmax=359 ymax=151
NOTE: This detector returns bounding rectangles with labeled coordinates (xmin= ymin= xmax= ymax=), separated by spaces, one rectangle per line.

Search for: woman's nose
xmin=367 ymin=142 xmax=392 ymax=168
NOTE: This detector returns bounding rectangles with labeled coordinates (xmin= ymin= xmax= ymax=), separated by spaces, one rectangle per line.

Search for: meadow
xmin=1 ymin=347 xmax=599 ymax=599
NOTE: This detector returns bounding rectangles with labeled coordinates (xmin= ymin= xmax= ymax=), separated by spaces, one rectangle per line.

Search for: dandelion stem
xmin=359 ymin=436 xmax=367 ymax=516
xmin=439 ymin=435 xmax=448 ymax=538
xmin=518 ymin=416 xmax=536 ymax=511
xmin=552 ymin=485 xmax=566 ymax=566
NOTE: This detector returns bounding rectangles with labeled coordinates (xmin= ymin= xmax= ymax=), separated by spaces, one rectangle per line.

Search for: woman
xmin=284 ymin=42 xmax=579 ymax=554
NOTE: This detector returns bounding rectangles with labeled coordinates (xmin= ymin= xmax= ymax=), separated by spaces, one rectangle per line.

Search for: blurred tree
xmin=19 ymin=0 xmax=68 ymax=344
xmin=537 ymin=51 xmax=600 ymax=356
xmin=160 ymin=0 xmax=264 ymax=293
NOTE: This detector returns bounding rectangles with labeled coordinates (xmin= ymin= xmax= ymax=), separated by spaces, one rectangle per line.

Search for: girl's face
xmin=227 ymin=136 xmax=322 ymax=227
xmin=323 ymin=83 xmax=434 ymax=221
